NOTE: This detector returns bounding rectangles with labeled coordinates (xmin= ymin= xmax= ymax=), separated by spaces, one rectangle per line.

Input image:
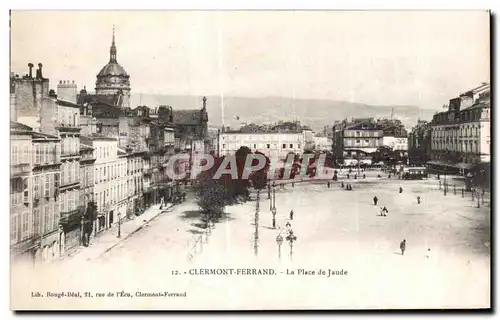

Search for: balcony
xmin=10 ymin=163 xmax=31 ymax=178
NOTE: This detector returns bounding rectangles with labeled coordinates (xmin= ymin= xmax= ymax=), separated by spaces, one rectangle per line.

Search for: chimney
xmin=37 ymin=63 xmax=43 ymax=79
xmin=28 ymin=63 xmax=34 ymax=78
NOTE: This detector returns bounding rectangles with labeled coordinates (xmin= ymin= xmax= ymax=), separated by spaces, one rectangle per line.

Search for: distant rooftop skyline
xmin=11 ymin=11 xmax=489 ymax=110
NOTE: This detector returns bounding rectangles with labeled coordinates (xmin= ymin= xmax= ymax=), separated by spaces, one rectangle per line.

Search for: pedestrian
xmin=373 ymin=196 xmax=378 ymax=205
xmin=417 ymin=196 xmax=421 ymax=204
xmin=327 ymin=181 xmax=331 ymax=188
xmin=347 ymin=174 xmax=350 ymax=179
xmin=354 ymin=174 xmax=357 ymax=179
xmin=382 ymin=206 xmax=388 ymax=216
xmin=290 ymin=210 xmax=294 ymax=220
xmin=377 ymin=174 xmax=381 ymax=178
xmin=292 ymin=182 xmax=295 ymax=188
xmin=400 ymin=239 xmax=406 ymax=255
xmin=341 ymin=181 xmax=344 ymax=188
xmin=399 ymin=187 xmax=403 ymax=194
xmin=388 ymin=174 xmax=391 ymax=179
xmin=363 ymin=173 xmax=366 ymax=179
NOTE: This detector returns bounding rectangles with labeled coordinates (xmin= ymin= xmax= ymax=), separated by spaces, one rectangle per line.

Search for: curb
xmin=99 ymin=203 xmax=178 ymax=257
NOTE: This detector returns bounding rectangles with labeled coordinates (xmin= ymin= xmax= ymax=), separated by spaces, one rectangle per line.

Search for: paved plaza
xmin=13 ymin=171 xmax=490 ymax=309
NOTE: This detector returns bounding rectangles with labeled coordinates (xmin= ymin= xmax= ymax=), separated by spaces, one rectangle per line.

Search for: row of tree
xmin=194 ymin=147 xmax=328 ymax=224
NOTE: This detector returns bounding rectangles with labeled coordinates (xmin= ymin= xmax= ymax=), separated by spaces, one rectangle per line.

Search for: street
xmin=13 ymin=172 xmax=490 ymax=309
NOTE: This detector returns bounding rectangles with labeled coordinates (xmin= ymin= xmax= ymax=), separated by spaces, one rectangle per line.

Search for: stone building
xmin=80 ymin=135 xmax=128 ymax=234
xmin=95 ymin=27 xmax=131 ymax=108
xmin=10 ymin=122 xmax=35 ymax=265
xmin=218 ymin=131 xmax=305 ymax=161
xmin=54 ymin=99 xmax=83 ymax=254
xmin=428 ymin=83 xmax=490 ymax=175
xmin=79 ymin=143 xmax=96 ymax=232
xmin=173 ymin=96 xmax=209 ymax=152
xmin=31 ymin=131 xmax=62 ymax=264
xmin=408 ymin=120 xmax=432 ymax=166
xmin=332 ymin=119 xmax=383 ymax=166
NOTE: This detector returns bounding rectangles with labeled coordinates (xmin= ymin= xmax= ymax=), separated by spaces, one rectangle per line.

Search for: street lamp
xmin=276 ymin=233 xmax=283 ymax=260
xmin=272 ymin=182 xmax=276 ymax=209
xmin=117 ymin=212 xmax=121 ymax=238
xmin=272 ymin=207 xmax=277 ymax=229
xmin=286 ymin=232 xmax=297 ymax=261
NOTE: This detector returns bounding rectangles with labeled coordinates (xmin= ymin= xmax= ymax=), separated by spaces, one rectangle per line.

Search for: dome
xmin=97 ymin=62 xmax=129 ymax=78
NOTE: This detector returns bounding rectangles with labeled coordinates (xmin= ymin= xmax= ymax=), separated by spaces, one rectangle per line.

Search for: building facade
xmin=408 ymin=120 xmax=432 ymax=166
xmin=79 ymin=143 xmax=96 ymax=235
xmin=332 ymin=120 xmax=383 ymax=165
xmin=31 ymin=131 xmax=62 ymax=265
xmin=218 ymin=131 xmax=305 ymax=160
xmin=10 ymin=122 xmax=35 ymax=265
xmin=428 ymin=83 xmax=490 ymax=173
xmin=80 ymin=135 xmax=127 ymax=233
xmin=56 ymin=99 xmax=83 ymax=254
xmin=382 ymin=136 xmax=408 ymax=151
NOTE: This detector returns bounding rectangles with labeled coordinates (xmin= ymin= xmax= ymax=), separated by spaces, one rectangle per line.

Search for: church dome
xmin=97 ymin=62 xmax=129 ymax=78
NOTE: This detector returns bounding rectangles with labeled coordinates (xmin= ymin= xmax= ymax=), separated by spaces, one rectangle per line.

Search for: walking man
xmin=400 ymin=239 xmax=406 ymax=256
xmin=399 ymin=187 xmax=403 ymax=194
xmin=417 ymin=196 xmax=421 ymax=204
xmin=373 ymin=196 xmax=378 ymax=206
xmin=327 ymin=181 xmax=331 ymax=188
xmin=290 ymin=210 xmax=294 ymax=220
xmin=341 ymin=181 xmax=344 ymax=188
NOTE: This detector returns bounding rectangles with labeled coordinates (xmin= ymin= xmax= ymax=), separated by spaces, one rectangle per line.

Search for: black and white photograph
xmin=8 ymin=10 xmax=491 ymax=310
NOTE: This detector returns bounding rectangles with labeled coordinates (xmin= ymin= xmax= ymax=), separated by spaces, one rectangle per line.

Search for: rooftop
xmin=173 ymin=110 xmax=202 ymax=126
xmin=32 ymin=132 xmax=60 ymax=140
xmin=80 ymin=143 xmax=94 ymax=151
xmin=80 ymin=134 xmax=117 ymax=141
xmin=10 ymin=121 xmax=33 ymax=132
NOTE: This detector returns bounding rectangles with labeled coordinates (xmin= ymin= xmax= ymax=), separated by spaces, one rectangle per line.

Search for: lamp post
xmin=272 ymin=182 xmax=276 ymax=209
xmin=272 ymin=207 xmax=277 ymax=229
xmin=117 ymin=212 xmax=121 ymax=238
xmin=286 ymin=232 xmax=297 ymax=261
xmin=276 ymin=233 xmax=283 ymax=261
xmin=443 ymin=172 xmax=447 ymax=196
xmin=477 ymin=190 xmax=481 ymax=208
xmin=267 ymin=179 xmax=271 ymax=200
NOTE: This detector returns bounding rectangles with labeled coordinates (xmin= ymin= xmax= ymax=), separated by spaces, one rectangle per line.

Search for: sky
xmin=10 ymin=10 xmax=490 ymax=109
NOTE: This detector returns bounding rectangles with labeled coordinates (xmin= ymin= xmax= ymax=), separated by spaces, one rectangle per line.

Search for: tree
xmin=250 ymin=151 xmax=270 ymax=190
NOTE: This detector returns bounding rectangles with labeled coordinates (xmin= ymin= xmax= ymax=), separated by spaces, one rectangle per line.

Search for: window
xmin=33 ymin=176 xmax=40 ymax=199
xmin=11 ymin=145 xmax=18 ymax=165
xmin=267 ymin=144 xmax=270 ymax=149
xmin=222 ymin=144 xmax=226 ymax=149
xmin=52 ymin=203 xmax=58 ymax=230
xmin=365 ymin=139 xmax=369 ymax=143
xmin=11 ymin=215 xmax=18 ymax=242
xmin=33 ymin=209 xmax=40 ymax=236
xmin=356 ymin=140 xmax=360 ymax=143
xmin=282 ymin=144 xmax=286 ymax=148
xmin=22 ymin=211 xmax=29 ymax=239
xmin=44 ymin=175 xmax=50 ymax=198
xmin=290 ymin=144 xmax=293 ymax=148
xmin=44 ymin=206 xmax=50 ymax=233
xmin=23 ymin=179 xmax=29 ymax=203
xmin=298 ymin=144 xmax=301 ymax=149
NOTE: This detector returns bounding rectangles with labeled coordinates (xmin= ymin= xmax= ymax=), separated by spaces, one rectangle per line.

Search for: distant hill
xmin=130 ymin=94 xmax=438 ymax=132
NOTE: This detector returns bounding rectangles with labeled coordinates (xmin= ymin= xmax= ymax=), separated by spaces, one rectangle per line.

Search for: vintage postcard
xmin=9 ymin=10 xmax=491 ymax=310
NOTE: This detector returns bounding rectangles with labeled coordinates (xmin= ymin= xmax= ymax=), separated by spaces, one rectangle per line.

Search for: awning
xmin=426 ymin=160 xmax=449 ymax=166
xmin=454 ymin=163 xmax=475 ymax=170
